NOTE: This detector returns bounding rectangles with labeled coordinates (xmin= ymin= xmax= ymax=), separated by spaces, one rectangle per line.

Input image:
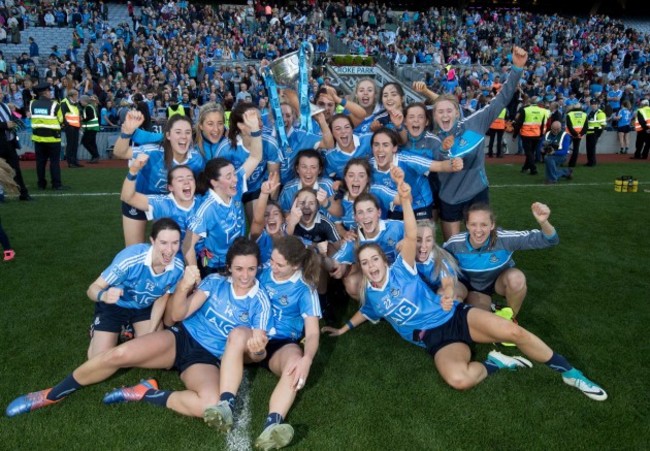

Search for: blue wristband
xmin=340 ymin=98 xmax=347 ymax=107
xmin=126 ymin=172 xmax=137 ymax=181
xmin=250 ymin=129 xmax=263 ymax=137
xmin=96 ymin=289 xmax=107 ymax=303
xmin=346 ymin=320 xmax=355 ymax=330
xmin=120 ymin=132 xmax=134 ymax=139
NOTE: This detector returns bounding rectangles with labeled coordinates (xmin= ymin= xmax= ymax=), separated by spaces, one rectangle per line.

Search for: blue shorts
xmin=258 ymin=338 xmax=300 ymax=370
xmin=121 ymin=200 xmax=147 ymax=220
xmin=416 ymin=304 xmax=474 ymax=356
xmin=169 ymin=324 xmax=221 ymax=373
xmin=439 ymin=188 xmax=489 ymax=222
xmin=92 ymin=302 xmax=152 ymax=333
xmin=617 ymin=125 xmax=631 ymax=133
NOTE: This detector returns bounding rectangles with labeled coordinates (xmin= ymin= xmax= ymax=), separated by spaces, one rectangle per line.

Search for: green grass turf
xmin=1 ymin=162 xmax=648 ymax=450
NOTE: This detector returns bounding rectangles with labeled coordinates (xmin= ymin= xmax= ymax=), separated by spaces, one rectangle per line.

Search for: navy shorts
xmin=121 ymin=200 xmax=147 ymax=220
xmin=416 ymin=304 xmax=474 ymax=357
xmin=617 ymin=125 xmax=631 ymax=133
xmin=242 ymin=188 xmax=261 ymax=204
xmin=258 ymin=338 xmax=300 ymax=370
xmin=169 ymin=324 xmax=221 ymax=373
xmin=460 ymin=278 xmax=497 ymax=296
xmin=388 ymin=204 xmax=434 ymax=221
xmin=92 ymin=302 xmax=152 ymax=333
xmin=439 ymin=188 xmax=489 ymax=222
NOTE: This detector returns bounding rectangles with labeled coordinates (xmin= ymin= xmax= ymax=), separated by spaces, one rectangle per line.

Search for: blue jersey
xmin=370 ymin=152 xmax=434 ymax=210
xmin=182 ymin=275 xmax=273 ymax=358
xmin=323 ymin=133 xmax=373 ymax=180
xmin=188 ymin=168 xmax=247 ymax=269
xmin=145 ymin=194 xmax=202 ymax=242
xmin=416 ymin=252 xmax=457 ymax=292
xmin=278 ymin=178 xmax=335 ymax=213
xmin=617 ymin=108 xmax=632 ymax=127
xmin=360 ymin=255 xmax=456 ymax=347
xmin=100 ymin=243 xmax=184 ymax=309
xmin=214 ymin=135 xmax=280 ymax=192
xmin=277 ymin=128 xmax=322 ymax=184
xmin=443 ymin=227 xmax=559 ymax=291
xmin=132 ymin=145 xmax=205 ymax=195
xmin=338 ymin=185 xmax=396 ymax=230
xmin=332 ymin=219 xmax=404 ymax=264
xmin=198 ymin=136 xmax=227 ymax=161
xmin=258 ymin=265 xmax=321 ymax=340
xmin=253 ymin=227 xmax=286 ymax=264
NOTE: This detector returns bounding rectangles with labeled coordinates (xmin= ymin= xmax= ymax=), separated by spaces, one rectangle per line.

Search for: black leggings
xmin=0 ymin=217 xmax=12 ymax=251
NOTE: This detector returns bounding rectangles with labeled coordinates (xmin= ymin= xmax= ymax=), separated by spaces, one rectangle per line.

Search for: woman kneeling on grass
xmin=205 ymin=235 xmax=322 ymax=450
xmin=6 ymin=238 xmax=273 ymax=418
xmin=322 ymin=168 xmax=607 ymax=401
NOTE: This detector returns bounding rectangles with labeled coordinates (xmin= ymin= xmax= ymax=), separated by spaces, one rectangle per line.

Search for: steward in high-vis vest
xmin=565 ymin=103 xmax=587 ymax=167
xmin=80 ymin=95 xmax=101 ymax=163
xmin=633 ymin=99 xmax=650 ymax=159
xmin=59 ymin=89 xmax=83 ymax=167
xmin=30 ymin=82 xmax=67 ymax=190
xmin=486 ymin=108 xmax=506 ymax=158
xmin=584 ymin=99 xmax=607 ymax=167
xmin=514 ymin=98 xmax=546 ymax=175
xmin=167 ymin=101 xmax=185 ymax=118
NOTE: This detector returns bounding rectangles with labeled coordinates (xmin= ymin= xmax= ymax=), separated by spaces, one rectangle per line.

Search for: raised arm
xmin=240 ymin=109 xmax=263 ymax=178
xmin=113 ymin=110 xmax=145 ymax=160
xmin=166 ymin=265 xmax=203 ymax=323
xmin=531 ymin=202 xmax=555 ymax=236
xmin=324 ymin=85 xmax=366 ymax=122
xmin=182 ymin=231 xmax=201 ymax=266
xmin=314 ymin=112 xmax=334 ymax=148
xmin=250 ymin=171 xmax=280 ymax=240
xmin=412 ymin=81 xmax=439 ymax=102
xmin=120 ymin=153 xmax=151 ymax=212
xmin=391 ymin=166 xmax=416 ymax=267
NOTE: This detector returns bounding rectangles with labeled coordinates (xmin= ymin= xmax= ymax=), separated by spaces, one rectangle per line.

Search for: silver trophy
xmin=267 ymin=43 xmax=324 ymax=117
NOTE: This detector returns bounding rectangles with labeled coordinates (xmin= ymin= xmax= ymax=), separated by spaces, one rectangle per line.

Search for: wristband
xmin=395 ymin=124 xmax=405 ymax=132
xmin=120 ymin=132 xmax=134 ymax=139
xmin=253 ymin=350 xmax=266 ymax=356
xmin=126 ymin=172 xmax=137 ymax=181
xmin=339 ymin=98 xmax=347 ymax=107
xmin=346 ymin=320 xmax=355 ymax=330
xmin=250 ymin=129 xmax=263 ymax=137
xmin=96 ymin=289 xmax=107 ymax=303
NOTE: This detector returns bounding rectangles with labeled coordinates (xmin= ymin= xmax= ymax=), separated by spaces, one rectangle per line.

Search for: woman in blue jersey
xmin=370 ymin=128 xmax=463 ymax=220
xmin=415 ymin=219 xmax=466 ymax=302
xmin=214 ymin=102 xmax=280 ymax=222
xmin=614 ymin=100 xmax=632 ymax=154
xmin=86 ymin=218 xmax=185 ymax=359
xmin=370 ymin=82 xmax=408 ymax=144
xmin=6 ymin=238 xmax=273 ymax=419
xmin=443 ymin=202 xmax=559 ymax=320
xmin=195 ymin=102 xmax=227 ymax=160
xmin=322 ymin=170 xmax=607 ymax=402
xmin=183 ymin=108 xmax=263 ymax=278
xmin=249 ymin=171 xmax=285 ymax=265
xmin=204 ymin=236 xmax=321 ymax=450
xmin=352 ymin=78 xmax=381 ymax=134
xmin=323 ymin=114 xmax=373 ymax=180
xmin=121 ymin=157 xmax=200 ymax=243
xmin=430 ymin=46 xmax=528 ymax=241
xmin=332 ymin=158 xmax=397 ymax=236
xmin=113 ymin=111 xmax=205 ymax=246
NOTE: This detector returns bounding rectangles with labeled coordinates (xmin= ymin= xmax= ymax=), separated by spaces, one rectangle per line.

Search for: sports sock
xmin=483 ymin=360 xmax=500 ymax=376
xmin=220 ymin=392 xmax=236 ymax=411
xmin=544 ymin=352 xmax=573 ymax=373
xmin=48 ymin=374 xmax=82 ymax=401
xmin=264 ymin=412 xmax=284 ymax=429
xmin=142 ymin=389 xmax=172 ymax=407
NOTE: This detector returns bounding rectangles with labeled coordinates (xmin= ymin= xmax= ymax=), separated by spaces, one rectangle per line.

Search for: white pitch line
xmin=226 ymin=370 xmax=253 ymax=451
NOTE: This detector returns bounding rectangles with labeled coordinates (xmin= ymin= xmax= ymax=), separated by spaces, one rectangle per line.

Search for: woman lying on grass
xmin=322 ymin=167 xmax=607 ymax=401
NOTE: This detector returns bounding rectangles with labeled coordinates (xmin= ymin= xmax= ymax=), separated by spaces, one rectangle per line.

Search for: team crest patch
xmin=390 ymin=287 xmax=400 ymax=298
xmin=388 ymin=238 xmax=395 ymax=247
xmin=239 ymin=312 xmax=250 ymax=322
xmin=129 ymin=207 xmax=138 ymax=216
xmin=489 ymin=254 xmax=500 ymax=263
xmin=280 ymin=295 xmax=289 ymax=306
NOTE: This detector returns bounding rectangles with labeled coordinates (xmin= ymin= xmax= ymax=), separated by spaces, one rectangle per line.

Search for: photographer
xmin=543 ymin=121 xmax=573 ymax=185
